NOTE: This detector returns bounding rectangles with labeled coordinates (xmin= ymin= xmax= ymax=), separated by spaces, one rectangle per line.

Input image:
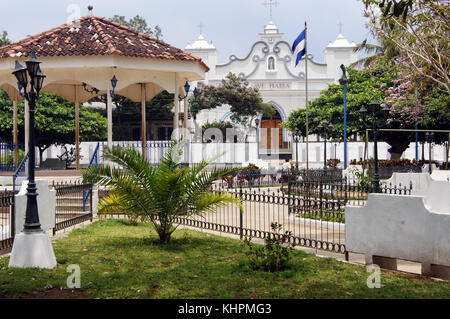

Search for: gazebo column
xmin=74 ymin=85 xmax=80 ymax=170
xmin=184 ymin=96 xmax=188 ymax=139
xmin=107 ymin=88 xmax=113 ymax=149
xmin=13 ymin=100 xmax=18 ymax=169
xmin=141 ymin=83 xmax=146 ymax=157
xmin=173 ymin=75 xmax=179 ymax=140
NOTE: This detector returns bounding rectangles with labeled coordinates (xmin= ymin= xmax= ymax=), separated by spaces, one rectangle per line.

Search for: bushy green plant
xmin=243 ymin=223 xmax=296 ymax=272
xmin=349 ymin=166 xmax=373 ymax=192
xmin=84 ymin=139 xmax=243 ymax=244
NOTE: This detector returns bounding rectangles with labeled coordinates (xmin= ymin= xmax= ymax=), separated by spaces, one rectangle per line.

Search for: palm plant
xmin=84 ymin=140 xmax=242 ymax=244
xmin=351 ymin=37 xmax=399 ymax=69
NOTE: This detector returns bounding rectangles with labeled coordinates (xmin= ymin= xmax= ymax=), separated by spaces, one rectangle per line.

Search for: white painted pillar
xmin=12 ymin=100 xmax=18 ymax=168
xmin=74 ymin=85 xmax=80 ymax=170
xmin=107 ymin=90 xmax=113 ymax=149
xmin=173 ymin=74 xmax=179 ymax=140
xmin=141 ymin=83 xmax=146 ymax=157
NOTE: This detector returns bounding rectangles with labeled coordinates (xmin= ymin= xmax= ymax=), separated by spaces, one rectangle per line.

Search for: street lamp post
xmin=425 ymin=132 xmax=434 ymax=174
xmin=359 ymin=99 xmax=390 ymax=193
xmin=317 ymin=120 xmax=333 ymax=171
xmin=12 ymin=52 xmax=46 ymax=233
xmin=9 ymin=51 xmax=56 ymax=269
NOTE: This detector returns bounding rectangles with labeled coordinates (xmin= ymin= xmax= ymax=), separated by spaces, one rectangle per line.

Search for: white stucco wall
xmin=346 ymin=193 xmax=450 ymax=267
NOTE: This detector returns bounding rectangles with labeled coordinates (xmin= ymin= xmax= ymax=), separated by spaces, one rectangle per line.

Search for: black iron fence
xmin=286 ymin=175 xmax=413 ymax=207
xmin=94 ymin=168 xmax=415 ymax=256
xmin=0 ymin=191 xmax=14 ymax=253
xmin=166 ymin=184 xmax=348 ymax=254
xmin=0 ymin=182 xmax=94 ymax=254
xmin=53 ymin=182 xmax=93 ymax=234
xmin=219 ymin=170 xmax=282 ymax=188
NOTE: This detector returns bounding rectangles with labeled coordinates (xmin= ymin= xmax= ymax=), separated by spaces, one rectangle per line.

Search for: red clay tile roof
xmin=0 ymin=15 xmax=209 ymax=72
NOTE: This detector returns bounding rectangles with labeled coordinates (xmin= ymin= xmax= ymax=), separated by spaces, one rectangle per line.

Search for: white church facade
xmin=185 ymin=21 xmax=358 ymax=161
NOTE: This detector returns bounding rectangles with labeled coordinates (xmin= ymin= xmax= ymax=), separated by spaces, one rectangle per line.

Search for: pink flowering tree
xmin=362 ymin=0 xmax=450 ymax=92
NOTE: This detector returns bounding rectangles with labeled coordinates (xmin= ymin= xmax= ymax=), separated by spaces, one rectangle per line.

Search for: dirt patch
xmin=21 ymin=288 xmax=90 ymax=299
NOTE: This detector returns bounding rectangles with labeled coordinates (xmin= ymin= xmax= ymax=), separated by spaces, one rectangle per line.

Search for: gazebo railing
xmin=100 ymin=141 xmax=174 ymax=166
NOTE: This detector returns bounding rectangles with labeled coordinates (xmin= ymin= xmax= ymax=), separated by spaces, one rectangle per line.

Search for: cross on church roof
xmin=198 ymin=23 xmax=204 ymax=35
xmin=337 ymin=21 xmax=344 ymax=34
xmin=263 ymin=0 xmax=279 ymax=21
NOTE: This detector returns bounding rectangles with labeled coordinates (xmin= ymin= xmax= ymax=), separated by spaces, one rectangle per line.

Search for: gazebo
xmin=0 ymin=6 xmax=208 ymax=169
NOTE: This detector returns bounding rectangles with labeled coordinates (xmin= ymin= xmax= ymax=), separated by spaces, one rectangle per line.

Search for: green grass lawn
xmin=0 ymin=219 xmax=449 ymax=299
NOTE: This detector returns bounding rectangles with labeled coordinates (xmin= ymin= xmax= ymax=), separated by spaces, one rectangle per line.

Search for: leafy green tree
xmin=0 ymin=31 xmax=11 ymax=46
xmin=110 ymin=15 xmax=163 ymax=40
xmin=201 ymin=121 xmax=235 ymax=142
xmin=191 ymin=73 xmax=273 ymax=128
xmin=84 ymin=140 xmax=242 ymax=244
xmin=283 ymin=65 xmax=449 ymax=159
xmin=91 ymin=91 xmax=174 ymax=140
xmin=0 ymin=91 xmax=107 ymax=164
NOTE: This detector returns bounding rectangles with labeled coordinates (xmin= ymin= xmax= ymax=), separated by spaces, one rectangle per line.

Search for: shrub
xmin=243 ymin=223 xmax=296 ymax=272
xmin=84 ymin=140 xmax=243 ymax=244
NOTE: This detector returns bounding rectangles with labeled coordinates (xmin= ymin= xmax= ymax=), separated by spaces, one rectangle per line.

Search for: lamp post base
xmin=8 ymin=231 xmax=56 ymax=269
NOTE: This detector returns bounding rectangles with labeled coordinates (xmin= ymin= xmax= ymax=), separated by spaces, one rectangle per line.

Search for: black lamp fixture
xmin=13 ymin=61 xmax=28 ymax=89
xmin=359 ymin=98 xmax=388 ymax=193
xmin=82 ymin=82 xmax=100 ymax=95
xmin=12 ymin=51 xmax=46 ymax=233
xmin=178 ymin=81 xmax=190 ymax=101
xmin=193 ymin=87 xmax=199 ymax=100
xmin=109 ymin=75 xmax=118 ymax=97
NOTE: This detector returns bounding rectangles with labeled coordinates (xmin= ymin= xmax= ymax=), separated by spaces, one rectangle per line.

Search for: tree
xmin=110 ymin=15 xmax=163 ymax=40
xmin=90 ymin=91 xmax=174 ymax=140
xmin=351 ymin=35 xmax=399 ymax=68
xmin=0 ymin=91 xmax=107 ymax=165
xmin=283 ymin=64 xmax=449 ymax=159
xmin=361 ymin=0 xmax=450 ymax=92
xmin=191 ymin=73 xmax=273 ymax=128
xmin=201 ymin=121 xmax=235 ymax=142
xmin=0 ymin=31 xmax=11 ymax=46
xmin=84 ymin=140 xmax=242 ymax=244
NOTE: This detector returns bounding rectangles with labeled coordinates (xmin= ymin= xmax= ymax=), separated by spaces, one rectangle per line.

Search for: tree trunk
xmin=383 ymin=133 xmax=412 ymax=160
xmin=38 ymin=147 xmax=45 ymax=167
xmin=158 ymin=231 xmax=172 ymax=245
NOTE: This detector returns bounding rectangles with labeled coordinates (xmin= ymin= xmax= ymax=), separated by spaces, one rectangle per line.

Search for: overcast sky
xmin=1 ymin=0 xmax=374 ymax=64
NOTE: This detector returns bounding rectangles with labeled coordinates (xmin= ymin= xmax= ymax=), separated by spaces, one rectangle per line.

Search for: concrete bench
xmin=346 ymin=189 xmax=450 ymax=280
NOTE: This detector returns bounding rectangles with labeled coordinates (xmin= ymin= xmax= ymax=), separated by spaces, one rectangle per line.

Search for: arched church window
xmin=268 ymin=57 xmax=275 ymax=70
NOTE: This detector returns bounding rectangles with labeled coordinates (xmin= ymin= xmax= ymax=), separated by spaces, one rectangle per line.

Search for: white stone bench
xmin=346 ymin=181 xmax=450 ymax=280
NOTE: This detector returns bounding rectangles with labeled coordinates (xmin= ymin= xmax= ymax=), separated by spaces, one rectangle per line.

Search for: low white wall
xmin=189 ymin=142 xmax=259 ymax=165
xmin=346 ymin=193 xmax=450 ymax=267
xmin=431 ymin=170 xmax=450 ymax=182
xmin=34 ymin=140 xmax=449 ymax=166
xmin=14 ymin=179 xmax=56 ymax=233
xmin=385 ymin=173 xmax=431 ymax=194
